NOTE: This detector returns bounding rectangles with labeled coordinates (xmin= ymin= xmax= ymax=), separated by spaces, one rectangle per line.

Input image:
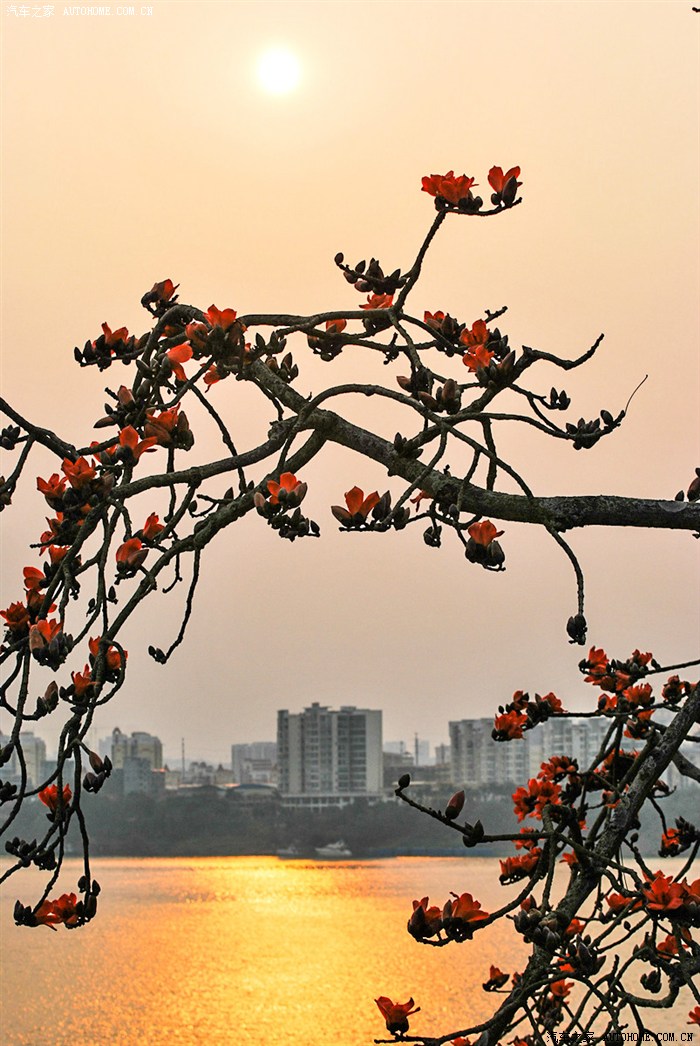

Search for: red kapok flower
xmin=642 ymin=871 xmax=685 ymax=912
xmin=116 ymin=537 xmax=148 ymax=572
xmin=37 ymin=473 xmax=67 ymax=505
xmin=421 ymin=171 xmax=476 ymax=205
xmin=488 ymin=166 xmax=522 ymax=195
xmin=331 ymin=486 xmax=381 ymax=526
xmin=688 ymin=1006 xmax=700 ymax=1026
xmin=463 ymin=343 xmax=495 ymax=372
xmin=460 ymin=319 xmax=490 ymax=349
xmin=89 ymin=636 xmax=127 ymax=673
xmin=142 ymin=513 xmax=165 ymax=542
xmin=33 ymin=892 xmax=80 ymax=930
xmin=375 ymin=996 xmax=420 ymax=1035
xmin=407 ymin=896 xmax=443 ymax=940
xmin=39 ymin=783 xmax=72 ymax=813
xmin=144 ymin=405 xmax=183 ymax=445
xmin=118 ymin=426 xmax=157 ymax=462
xmin=71 ymin=665 xmax=94 ymax=698
xmin=444 ymin=891 xmax=490 ymax=926
xmin=482 ymin=966 xmax=510 ymax=991
xmin=549 ymin=980 xmax=573 ymax=1000
xmin=493 ymin=710 xmax=528 ymax=740
xmin=326 ymin=318 xmax=347 ymax=333
xmin=468 ymin=520 xmax=504 ymax=547
xmin=62 ymin=457 xmax=97 ymax=491
xmin=205 ymin=304 xmax=239 ymax=330
xmin=360 ymin=293 xmax=393 ymax=310
xmin=99 ymin=322 xmax=130 ymax=347
xmin=499 ymin=850 xmax=542 ymax=884
xmin=166 ymin=343 xmax=193 ymax=383
xmin=266 ymin=472 xmax=306 ymax=506
xmin=1 ymin=601 xmax=30 ymax=633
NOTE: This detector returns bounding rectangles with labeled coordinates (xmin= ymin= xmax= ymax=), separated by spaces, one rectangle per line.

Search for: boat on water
xmin=276 ymin=845 xmax=303 ymax=858
xmin=314 ymin=840 xmax=352 ymax=859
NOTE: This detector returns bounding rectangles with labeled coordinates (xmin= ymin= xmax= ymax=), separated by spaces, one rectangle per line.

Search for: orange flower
xmin=407 ymin=896 xmax=443 ymax=940
xmin=375 ymin=996 xmax=419 ymax=1035
xmin=99 ymin=322 xmax=130 ymax=347
xmin=142 ymin=513 xmax=165 ymax=542
xmin=642 ymin=871 xmax=685 ymax=912
xmin=166 ymin=343 xmax=193 ymax=383
xmin=460 ymin=319 xmax=490 ymax=348
xmin=488 ymin=165 xmax=522 ymax=196
xmin=34 ymin=892 xmax=80 ymax=930
xmin=39 ymin=783 xmax=72 ymax=813
xmin=549 ymin=980 xmax=572 ymax=1000
xmin=688 ymin=1007 xmax=700 ymax=1026
xmin=47 ymin=545 xmax=69 ymax=565
xmin=89 ymin=636 xmax=127 ymax=673
xmin=23 ymin=566 xmax=45 ymax=592
xmin=443 ymin=891 xmax=490 ymax=931
xmin=144 ymin=405 xmax=185 ymax=446
xmin=660 ymin=828 xmax=681 ymax=857
xmin=29 ymin=618 xmax=62 ymax=646
xmin=493 ymin=710 xmax=527 ymax=740
xmin=1 ymin=601 xmax=30 ymax=633
xmin=565 ymin=918 xmax=586 ymax=938
xmin=512 ymin=779 xmax=561 ymax=821
xmin=62 ymin=457 xmax=97 ymax=491
xmin=330 ymin=486 xmax=381 ymax=527
xmin=205 ymin=304 xmax=239 ymax=330
xmin=266 ymin=472 xmax=306 ymax=506
xmin=360 ymin=293 xmax=393 ymax=310
xmin=71 ymin=665 xmax=94 ymax=698
xmin=116 ymin=537 xmax=148 ymax=572
xmin=141 ymin=278 xmax=179 ymax=312
xmin=483 ymin=966 xmax=509 ymax=991
xmin=468 ymin=520 xmax=504 ymax=547
xmin=421 ymin=171 xmax=476 ymax=205
xmin=36 ymin=473 xmax=67 ymax=505
xmin=203 ymin=365 xmax=222 ymax=389
xmin=605 ymin=891 xmax=642 ymax=914
xmin=499 ymin=850 xmax=541 ymax=884
xmin=118 ymin=426 xmax=157 ymax=461
xmin=326 ymin=318 xmax=347 ymax=333
xmin=462 ymin=343 xmax=495 ymax=372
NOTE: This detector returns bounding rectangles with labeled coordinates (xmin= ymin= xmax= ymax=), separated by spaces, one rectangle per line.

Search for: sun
xmin=257 ymin=47 xmax=301 ymax=95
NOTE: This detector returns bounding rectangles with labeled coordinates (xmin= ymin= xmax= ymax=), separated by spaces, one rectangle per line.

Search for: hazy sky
xmin=1 ymin=0 xmax=698 ymax=765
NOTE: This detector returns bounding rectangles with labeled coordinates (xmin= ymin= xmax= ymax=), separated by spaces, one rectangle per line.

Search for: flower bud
xmin=445 ymin=789 xmax=465 ymax=820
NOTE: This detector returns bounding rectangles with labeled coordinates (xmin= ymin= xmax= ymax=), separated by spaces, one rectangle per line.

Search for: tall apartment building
xmin=450 ymin=716 xmax=611 ymax=787
xmin=110 ymin=728 xmax=163 ymax=770
xmin=277 ymin=703 xmax=382 ymax=807
xmin=0 ymin=731 xmax=47 ymax=789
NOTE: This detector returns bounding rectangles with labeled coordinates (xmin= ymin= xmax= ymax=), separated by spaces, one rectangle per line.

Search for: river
xmin=0 ymin=856 xmax=695 ymax=1045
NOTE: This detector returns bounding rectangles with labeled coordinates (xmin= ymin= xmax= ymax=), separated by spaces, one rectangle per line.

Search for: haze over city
xmin=1 ymin=0 xmax=698 ymax=766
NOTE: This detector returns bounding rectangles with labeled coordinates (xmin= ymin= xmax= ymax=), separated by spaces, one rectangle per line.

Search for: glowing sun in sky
xmin=256 ymin=47 xmax=301 ymax=95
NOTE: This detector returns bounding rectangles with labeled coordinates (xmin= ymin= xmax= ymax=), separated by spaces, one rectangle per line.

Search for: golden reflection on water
xmin=0 ymin=856 xmax=693 ymax=1046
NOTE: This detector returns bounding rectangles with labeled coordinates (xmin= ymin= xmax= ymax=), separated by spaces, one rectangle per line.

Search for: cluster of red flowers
xmin=493 ymin=689 xmax=564 ymax=741
xmin=407 ymin=891 xmax=490 ymax=942
xmin=606 ymin=870 xmax=700 ymax=922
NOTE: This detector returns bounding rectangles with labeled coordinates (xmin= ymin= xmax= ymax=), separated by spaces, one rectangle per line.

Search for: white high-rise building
xmin=0 ymin=731 xmax=47 ymax=789
xmin=277 ymin=703 xmax=382 ymax=807
xmin=449 ymin=716 xmax=611 ymax=787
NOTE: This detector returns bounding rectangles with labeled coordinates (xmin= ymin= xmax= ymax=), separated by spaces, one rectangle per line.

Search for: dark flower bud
xmin=397 ymin=773 xmax=411 ymax=789
xmin=445 ymin=789 xmax=465 ymax=820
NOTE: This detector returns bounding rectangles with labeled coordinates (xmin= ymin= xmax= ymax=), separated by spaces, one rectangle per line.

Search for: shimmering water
xmin=0 ymin=857 xmax=694 ymax=1045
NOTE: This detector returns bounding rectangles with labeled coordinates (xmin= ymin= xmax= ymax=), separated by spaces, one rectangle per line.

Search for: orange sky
xmin=1 ymin=0 xmax=698 ymax=762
